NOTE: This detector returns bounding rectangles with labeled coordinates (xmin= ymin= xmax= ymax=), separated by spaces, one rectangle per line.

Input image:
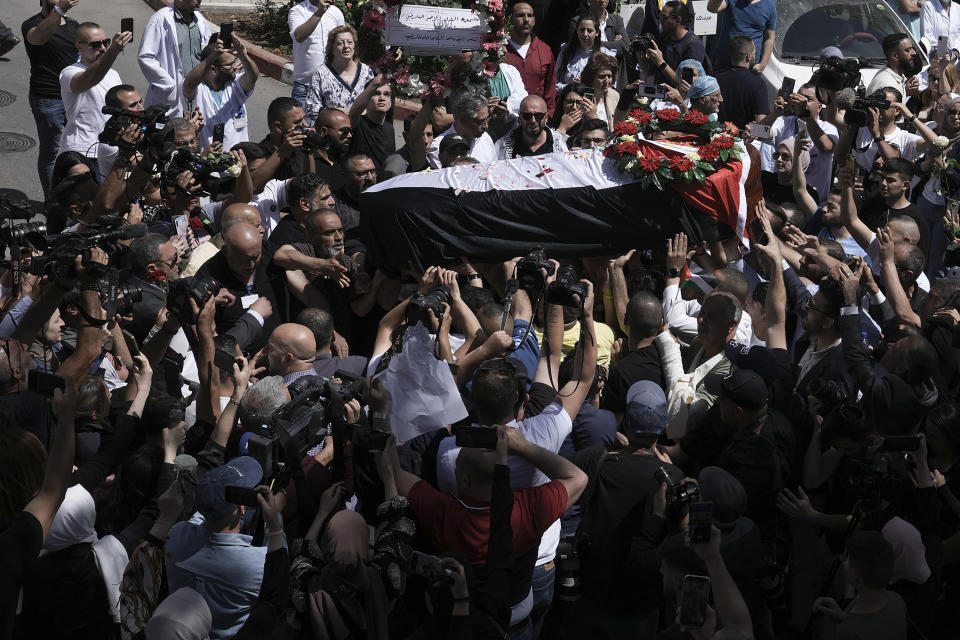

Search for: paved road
xmin=0 ymin=0 xmax=292 ymax=203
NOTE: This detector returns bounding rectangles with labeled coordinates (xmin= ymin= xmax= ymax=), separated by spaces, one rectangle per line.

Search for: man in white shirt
xmin=97 ymin=84 xmax=144 ymax=178
xmin=59 ymin=22 xmax=132 ymax=159
xmin=288 ymin=0 xmax=345 ymax=108
xmin=922 ymin=0 xmax=960 ymax=55
xmin=138 ymin=0 xmax=212 ymax=116
xmin=183 ymin=36 xmax=260 ymax=152
xmin=428 ymin=92 xmax=496 ymax=168
xmin=848 ymin=88 xmax=937 ymax=170
xmin=865 ymin=33 xmax=924 ymax=98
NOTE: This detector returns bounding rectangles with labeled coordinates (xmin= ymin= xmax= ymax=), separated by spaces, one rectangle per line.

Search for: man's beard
xmin=318 ymin=245 xmax=342 ymax=258
xmin=327 ymin=138 xmax=347 ymax=161
xmin=903 ymin=53 xmax=923 ymax=77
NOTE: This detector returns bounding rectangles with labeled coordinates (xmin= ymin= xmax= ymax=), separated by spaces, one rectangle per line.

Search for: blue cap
xmin=688 ymin=75 xmax=721 ymax=100
xmin=195 ymin=456 xmax=263 ymax=521
xmin=623 ymin=380 xmax=668 ymax=436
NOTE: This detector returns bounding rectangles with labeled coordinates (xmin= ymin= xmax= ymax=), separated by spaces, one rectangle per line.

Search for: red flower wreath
xmin=713 ymin=135 xmax=735 ymax=150
xmin=654 ymin=108 xmax=682 ymax=122
xmin=684 ymin=110 xmax=709 ymax=126
xmin=613 ymin=121 xmax=639 ymax=136
xmin=668 ymin=156 xmax=695 ymax=172
xmin=698 ymin=144 xmax=720 ymax=162
xmin=637 ymin=154 xmax=664 ymax=173
xmin=616 ymin=141 xmax=641 ymax=156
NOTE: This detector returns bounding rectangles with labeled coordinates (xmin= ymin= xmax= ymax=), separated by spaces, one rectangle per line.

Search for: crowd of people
xmin=5 ymin=0 xmax=960 ymax=638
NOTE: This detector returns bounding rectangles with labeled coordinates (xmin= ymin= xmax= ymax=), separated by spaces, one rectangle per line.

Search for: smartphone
xmin=173 ymin=213 xmax=189 ymax=245
xmin=688 ymin=502 xmax=713 ymax=543
xmin=583 ymin=88 xmax=596 ymax=103
xmin=455 ymin=425 xmax=498 ymax=449
xmin=845 ymin=154 xmax=857 ymax=174
xmin=27 ymin=370 xmax=65 ymax=395
xmin=749 ymin=216 xmax=769 ymax=246
xmin=411 ymin=550 xmax=452 ymax=581
xmin=746 ymin=122 xmax=771 ymax=139
xmin=877 ymin=435 xmax=922 ymax=452
xmin=121 ymin=328 xmax=140 ymax=357
xmin=220 ymin=22 xmax=234 ymax=48
xmin=351 ymin=424 xmax=389 ymax=451
xmin=213 ymin=348 xmax=242 ymax=373
xmin=681 ymin=66 xmax=695 ymax=84
xmin=224 ymin=484 xmax=261 ymax=507
xmin=121 ymin=18 xmax=134 ymax=39
xmin=639 ymin=82 xmax=669 ymax=100
xmin=679 ymin=575 xmax=711 ymax=627
xmin=213 ymin=123 xmax=226 ymax=145
xmin=779 ymin=77 xmax=796 ymax=99
xmin=939 ymin=35 xmax=950 ymax=58
xmin=797 ymin=118 xmax=808 ymax=138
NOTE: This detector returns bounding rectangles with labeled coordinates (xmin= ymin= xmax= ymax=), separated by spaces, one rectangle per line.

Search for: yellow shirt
xmin=534 ymin=320 xmax=616 ymax=367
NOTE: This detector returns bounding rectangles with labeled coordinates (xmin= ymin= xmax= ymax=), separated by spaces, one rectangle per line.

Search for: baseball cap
xmin=720 ymin=369 xmax=768 ymax=410
xmin=439 ymin=134 xmax=470 ymax=154
xmin=195 ymin=456 xmax=263 ymax=521
xmin=697 ymin=466 xmax=748 ymax=525
xmin=724 ymin=342 xmax=779 ymax=382
xmin=623 ymin=380 xmax=668 ymax=436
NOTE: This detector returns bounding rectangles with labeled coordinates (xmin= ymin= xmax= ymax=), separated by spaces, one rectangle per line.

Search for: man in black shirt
xmin=645 ymin=0 xmax=707 ymax=86
xmin=22 ymin=0 xmax=81 ymax=196
xmin=258 ymin=96 xmax=308 ymax=181
xmin=334 ymin=154 xmax=377 ymax=238
xmin=348 ymin=78 xmax=396 ymax=178
xmin=311 ymin=108 xmax=354 ymax=191
xmin=267 ymin=173 xmax=335 ymax=252
xmin=493 ymin=95 xmax=566 ymax=159
xmin=715 ymin=36 xmax=769 ymax=130
xmin=602 ymin=291 xmax=666 ymax=416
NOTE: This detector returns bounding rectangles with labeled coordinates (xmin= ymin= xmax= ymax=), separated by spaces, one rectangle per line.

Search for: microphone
xmin=82 ymin=223 xmax=148 ymax=243
xmin=835 ymin=88 xmax=857 ymax=111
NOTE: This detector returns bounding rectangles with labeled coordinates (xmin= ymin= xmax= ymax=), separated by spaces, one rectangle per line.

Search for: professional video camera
xmin=516 ymin=246 xmax=556 ymax=292
xmin=99 ymin=105 xmax=172 ymax=158
xmin=115 ymin=283 xmax=144 ymax=316
xmin=837 ymin=89 xmax=890 ymax=127
xmin=546 ymin=264 xmax=587 ymax=307
xmin=807 ymin=378 xmax=849 ymax=412
xmin=0 ymin=222 xmax=46 ymax=248
xmin=814 ymin=55 xmax=863 ymax=101
xmin=161 ymin=150 xmax=238 ymax=200
xmin=406 ymin=285 xmax=451 ymax=327
xmin=655 ymin=466 xmax=700 ymax=518
xmin=28 ymin=223 xmax=148 ymax=283
xmin=245 ymin=373 xmax=364 ymax=484
xmin=294 ymin=124 xmax=327 ymax=153
xmin=165 ymin=276 xmax=219 ymax=321
xmin=0 ymin=188 xmax=41 ymax=222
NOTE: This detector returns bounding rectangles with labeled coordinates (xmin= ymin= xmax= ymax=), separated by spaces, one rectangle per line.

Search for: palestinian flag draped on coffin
xmin=359 ymin=138 xmax=751 ymax=274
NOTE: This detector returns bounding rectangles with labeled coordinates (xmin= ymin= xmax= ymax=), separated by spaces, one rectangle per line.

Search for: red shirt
xmin=505 ymin=37 xmax=557 ymax=117
xmin=408 ymin=479 xmax=568 ymax=564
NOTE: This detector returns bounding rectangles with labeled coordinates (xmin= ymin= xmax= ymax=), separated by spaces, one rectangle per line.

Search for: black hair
xmin=461 ymin=286 xmax=496 ymax=314
xmin=267 ymin=96 xmax=303 ymax=128
xmin=45 ymin=171 xmax=100 ymax=233
xmin=846 ymin=530 xmax=895 ymax=589
xmin=881 ymin=156 xmax=913 ymax=182
xmin=288 ymin=173 xmax=329 ymax=206
xmin=663 ymin=0 xmax=693 ymax=25
xmin=558 ymin=16 xmax=602 ymax=79
xmin=105 ymin=83 xmax=137 ymax=108
xmin=882 ymin=33 xmax=910 ymax=59
xmin=230 ymin=141 xmax=268 ymax=160
xmin=626 ymin=291 xmax=663 ymax=339
xmin=51 ymin=151 xmax=94 ymax=193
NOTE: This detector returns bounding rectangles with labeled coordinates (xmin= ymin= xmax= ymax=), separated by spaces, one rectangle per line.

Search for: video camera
xmin=0 ymin=188 xmax=41 ymax=222
xmin=162 ymin=150 xmax=238 ymax=200
xmin=406 ymin=285 xmax=451 ymax=327
xmin=516 ymin=246 xmax=555 ymax=292
xmin=245 ymin=373 xmax=364 ymax=484
xmin=99 ymin=105 xmax=172 ymax=158
xmin=814 ymin=55 xmax=863 ymax=101
xmin=632 ymin=33 xmax=656 ymax=53
xmin=293 ymin=124 xmax=327 ymax=153
xmin=28 ymin=222 xmax=147 ymax=283
xmin=842 ymin=92 xmax=892 ymax=127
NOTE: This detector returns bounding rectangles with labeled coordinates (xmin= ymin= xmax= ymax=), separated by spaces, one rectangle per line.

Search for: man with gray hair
xmin=239 ymin=375 xmax=290 ymax=430
xmin=428 ymin=91 xmax=496 ymax=168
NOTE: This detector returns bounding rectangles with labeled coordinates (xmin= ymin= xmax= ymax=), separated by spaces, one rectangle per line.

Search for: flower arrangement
xmin=603 ymin=108 xmax=743 ymax=190
xmin=334 ymin=0 xmax=506 ymax=100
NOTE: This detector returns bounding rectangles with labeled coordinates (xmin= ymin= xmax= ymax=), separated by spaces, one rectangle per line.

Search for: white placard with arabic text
xmin=384 ymin=5 xmax=486 ymax=55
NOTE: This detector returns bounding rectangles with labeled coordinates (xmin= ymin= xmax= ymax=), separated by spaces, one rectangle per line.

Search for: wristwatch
xmin=658 ymin=61 xmax=668 ymax=71
xmin=667 ymin=267 xmax=681 ymax=278
xmin=873 ymin=135 xmax=884 ymax=145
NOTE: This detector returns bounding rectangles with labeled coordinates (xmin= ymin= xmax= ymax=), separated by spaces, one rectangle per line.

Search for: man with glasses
xmin=429 ymin=91 xmax=496 ymax=168
xmin=334 ymin=154 xmax=377 ymax=238
xmin=687 ymin=74 xmax=724 ymax=119
xmin=58 ymin=22 xmax=133 ymax=161
xmin=312 ymin=108 xmax=355 ymax=190
xmin=494 ymin=95 xmax=566 ymax=160
xmin=184 ymin=35 xmax=260 ymax=152
xmin=572 ymin=118 xmax=608 ymax=150
xmin=795 ymin=279 xmax=850 ymax=398
xmin=22 ymin=0 xmax=81 ymax=196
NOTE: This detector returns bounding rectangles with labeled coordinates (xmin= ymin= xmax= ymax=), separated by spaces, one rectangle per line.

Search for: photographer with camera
xmin=255 ymin=97 xmax=309 ymax=183
xmin=642 ymin=1 xmax=706 ymax=87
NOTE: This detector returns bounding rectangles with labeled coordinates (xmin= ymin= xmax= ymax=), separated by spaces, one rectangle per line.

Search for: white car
xmin=759 ymin=0 xmax=926 ymax=100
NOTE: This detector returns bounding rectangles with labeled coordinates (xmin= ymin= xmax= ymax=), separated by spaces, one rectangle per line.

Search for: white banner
xmin=384 ymin=5 xmax=486 ymax=55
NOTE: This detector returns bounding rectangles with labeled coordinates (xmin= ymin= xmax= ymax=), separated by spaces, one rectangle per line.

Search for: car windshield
xmin=776 ymin=0 xmax=915 ymax=63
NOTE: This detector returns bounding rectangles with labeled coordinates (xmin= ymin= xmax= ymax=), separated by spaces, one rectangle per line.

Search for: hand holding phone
xmin=455 ymin=425 xmax=498 ymax=449
xmin=688 ymin=502 xmax=713 ymax=544
xmin=121 ymin=18 xmax=134 ymax=40
xmin=679 ymin=575 xmax=711 ymax=627
xmin=220 ymin=22 xmax=234 ymax=49
xmin=224 ymin=484 xmax=261 ymax=508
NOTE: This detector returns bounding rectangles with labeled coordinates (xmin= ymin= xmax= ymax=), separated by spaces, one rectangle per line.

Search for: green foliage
xmin=242 ymin=0 xmax=297 ymax=50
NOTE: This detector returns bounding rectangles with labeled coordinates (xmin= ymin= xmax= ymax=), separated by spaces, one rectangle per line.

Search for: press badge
xmin=233 ymin=106 xmax=247 ymax=130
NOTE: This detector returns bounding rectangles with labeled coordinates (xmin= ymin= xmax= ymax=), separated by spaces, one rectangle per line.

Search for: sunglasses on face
xmin=581 ymin=136 xmax=607 ymax=144
xmin=82 ymin=39 xmax=111 ymax=49
xmin=520 ymin=111 xmax=546 ymax=120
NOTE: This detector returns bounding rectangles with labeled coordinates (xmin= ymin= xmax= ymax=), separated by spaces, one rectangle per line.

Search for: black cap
xmin=720 ymin=369 xmax=768 ymax=410
xmin=439 ymin=134 xmax=470 ymax=153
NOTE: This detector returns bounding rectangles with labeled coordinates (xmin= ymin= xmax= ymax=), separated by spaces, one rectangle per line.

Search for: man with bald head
xmin=602 ymin=291 xmax=667 ymax=416
xmin=182 ymin=202 xmax=265 ymax=277
xmin=312 ymin=108 xmax=355 ymax=190
xmin=266 ymin=322 xmax=318 ymax=385
xmin=197 ymin=221 xmax=280 ymax=348
xmin=494 ymin=95 xmax=566 ymax=160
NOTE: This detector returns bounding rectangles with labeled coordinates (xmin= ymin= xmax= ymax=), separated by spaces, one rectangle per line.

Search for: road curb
xmin=139 ymin=0 xmax=420 ymax=119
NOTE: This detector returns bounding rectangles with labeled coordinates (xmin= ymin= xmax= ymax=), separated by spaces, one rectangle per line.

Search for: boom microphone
xmin=835 ymin=88 xmax=857 ymax=111
xmin=82 ymin=223 xmax=148 ymax=243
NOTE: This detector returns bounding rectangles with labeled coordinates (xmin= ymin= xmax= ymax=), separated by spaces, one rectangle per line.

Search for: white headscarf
xmin=881 ymin=516 xmax=931 ymax=585
xmin=40 ymin=484 xmax=129 ymax=621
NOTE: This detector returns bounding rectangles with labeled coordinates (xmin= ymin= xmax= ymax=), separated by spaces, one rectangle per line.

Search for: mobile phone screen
xmin=121 ymin=18 xmax=134 ymax=39
xmin=680 ymin=575 xmax=711 ymax=627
